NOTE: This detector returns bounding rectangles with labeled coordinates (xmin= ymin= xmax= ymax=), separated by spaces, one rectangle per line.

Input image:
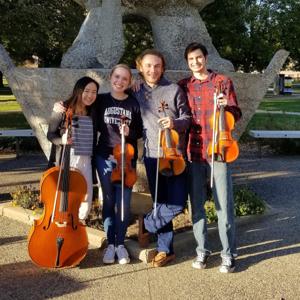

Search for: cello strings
xmin=51 ymin=142 xmax=67 ymax=223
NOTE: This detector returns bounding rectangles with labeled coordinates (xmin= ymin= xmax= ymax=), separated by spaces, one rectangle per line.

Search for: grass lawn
xmin=246 ymin=113 xmax=300 ymax=131
xmin=0 ymin=101 xmax=21 ymax=111
xmin=0 ymin=87 xmax=299 ymax=131
xmin=0 ymin=95 xmax=15 ymax=101
xmin=259 ymin=97 xmax=300 ymax=112
xmin=242 ymin=112 xmax=300 ymax=153
xmin=0 ymin=112 xmax=29 ymax=129
xmin=0 ymin=88 xmax=20 ymax=111
xmin=292 ymin=88 xmax=300 ymax=93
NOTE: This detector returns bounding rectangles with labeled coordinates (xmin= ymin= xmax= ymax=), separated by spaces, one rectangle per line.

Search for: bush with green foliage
xmin=10 ymin=185 xmax=41 ymax=210
xmin=205 ymin=185 xmax=265 ymax=223
xmin=233 ymin=185 xmax=265 ymax=216
xmin=11 ymin=184 xmax=265 ymax=227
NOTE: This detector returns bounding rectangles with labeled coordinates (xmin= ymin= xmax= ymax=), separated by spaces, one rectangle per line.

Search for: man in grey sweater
xmin=133 ymin=49 xmax=191 ymax=267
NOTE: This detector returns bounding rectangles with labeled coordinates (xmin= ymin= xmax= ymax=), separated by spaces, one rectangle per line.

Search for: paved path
xmin=0 ymin=153 xmax=47 ymax=201
xmin=1 ymin=151 xmax=300 ymax=299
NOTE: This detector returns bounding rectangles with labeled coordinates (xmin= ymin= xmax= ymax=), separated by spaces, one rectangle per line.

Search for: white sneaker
xmin=103 ymin=244 xmax=115 ymax=264
xmin=192 ymin=252 xmax=210 ymax=269
xmin=116 ymin=245 xmax=130 ymax=264
xmin=219 ymin=256 xmax=235 ymax=273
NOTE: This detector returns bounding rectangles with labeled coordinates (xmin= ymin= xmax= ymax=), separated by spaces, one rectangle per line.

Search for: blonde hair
xmin=109 ymin=64 xmax=133 ymax=84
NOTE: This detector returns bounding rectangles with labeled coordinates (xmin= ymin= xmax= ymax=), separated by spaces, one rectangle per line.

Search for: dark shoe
xmin=192 ymin=252 xmax=210 ymax=269
xmin=138 ymin=215 xmax=149 ymax=248
xmin=219 ymin=256 xmax=235 ymax=273
xmin=151 ymin=252 xmax=175 ymax=267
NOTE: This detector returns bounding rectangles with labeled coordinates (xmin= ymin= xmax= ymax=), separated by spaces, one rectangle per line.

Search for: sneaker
xmin=116 ymin=245 xmax=130 ymax=264
xmin=103 ymin=244 xmax=115 ymax=264
xmin=192 ymin=252 xmax=210 ymax=269
xmin=219 ymin=256 xmax=235 ymax=273
xmin=151 ymin=252 xmax=175 ymax=267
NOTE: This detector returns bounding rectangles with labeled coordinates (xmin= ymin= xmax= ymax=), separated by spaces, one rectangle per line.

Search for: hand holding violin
xmin=53 ymin=101 xmax=66 ymax=113
xmin=217 ymin=93 xmax=228 ymax=106
xmin=61 ymin=132 xmax=72 ymax=145
xmin=158 ymin=117 xmax=174 ymax=129
xmin=119 ymin=124 xmax=129 ymax=136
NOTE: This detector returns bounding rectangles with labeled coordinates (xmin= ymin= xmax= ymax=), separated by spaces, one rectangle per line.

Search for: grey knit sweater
xmin=133 ymin=77 xmax=191 ymax=158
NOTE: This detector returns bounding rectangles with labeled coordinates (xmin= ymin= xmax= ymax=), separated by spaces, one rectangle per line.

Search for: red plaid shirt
xmin=178 ymin=71 xmax=242 ymax=162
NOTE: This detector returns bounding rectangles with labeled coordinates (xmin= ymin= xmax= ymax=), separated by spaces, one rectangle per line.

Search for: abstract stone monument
xmin=63 ymin=0 xmax=233 ymax=72
xmin=0 ymin=0 xmax=289 ymax=194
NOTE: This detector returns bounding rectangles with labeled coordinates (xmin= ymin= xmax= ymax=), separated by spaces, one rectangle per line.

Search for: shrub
xmin=233 ymin=185 xmax=265 ymax=216
xmin=204 ymin=200 xmax=218 ymax=224
xmin=10 ymin=185 xmax=42 ymax=210
xmin=11 ymin=184 xmax=265 ymax=228
xmin=204 ymin=185 xmax=265 ymax=223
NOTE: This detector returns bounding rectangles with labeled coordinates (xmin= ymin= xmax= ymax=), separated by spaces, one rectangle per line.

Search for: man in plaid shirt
xmin=178 ymin=42 xmax=242 ymax=273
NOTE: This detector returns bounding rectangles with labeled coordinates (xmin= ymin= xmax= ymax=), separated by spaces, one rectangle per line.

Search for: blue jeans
xmin=95 ymin=155 xmax=132 ymax=246
xmin=188 ymin=161 xmax=236 ymax=258
xmin=143 ymin=157 xmax=187 ymax=254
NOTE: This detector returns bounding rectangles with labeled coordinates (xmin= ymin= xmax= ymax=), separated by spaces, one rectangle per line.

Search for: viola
xmin=28 ymin=109 xmax=88 ymax=268
xmin=207 ymin=87 xmax=239 ymax=163
xmin=158 ymin=100 xmax=186 ymax=176
xmin=111 ymin=117 xmax=137 ymax=188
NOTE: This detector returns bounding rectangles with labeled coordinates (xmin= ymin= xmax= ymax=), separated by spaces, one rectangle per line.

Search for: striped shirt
xmin=178 ymin=71 xmax=241 ymax=162
xmin=72 ymin=115 xmax=93 ymax=156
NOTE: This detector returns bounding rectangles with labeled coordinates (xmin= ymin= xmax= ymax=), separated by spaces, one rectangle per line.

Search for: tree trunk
xmin=0 ymin=71 xmax=4 ymax=88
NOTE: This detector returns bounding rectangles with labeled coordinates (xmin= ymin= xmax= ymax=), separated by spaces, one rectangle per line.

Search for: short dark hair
xmin=135 ymin=49 xmax=166 ymax=72
xmin=184 ymin=42 xmax=208 ymax=60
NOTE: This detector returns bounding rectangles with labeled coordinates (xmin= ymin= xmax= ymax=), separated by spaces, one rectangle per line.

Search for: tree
xmin=201 ymin=0 xmax=300 ymax=71
xmin=1 ymin=0 xmax=299 ymax=71
xmin=120 ymin=16 xmax=154 ymax=68
xmin=0 ymin=0 xmax=85 ymax=67
xmin=272 ymin=0 xmax=300 ymax=69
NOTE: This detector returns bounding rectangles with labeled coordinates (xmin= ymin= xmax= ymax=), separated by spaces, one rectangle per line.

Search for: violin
xmin=111 ymin=117 xmax=137 ymax=188
xmin=111 ymin=116 xmax=137 ymax=221
xmin=158 ymin=100 xmax=186 ymax=177
xmin=28 ymin=109 xmax=88 ymax=268
xmin=207 ymin=87 xmax=239 ymax=163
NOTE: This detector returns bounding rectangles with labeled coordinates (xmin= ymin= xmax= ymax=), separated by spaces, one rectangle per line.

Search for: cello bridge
xmin=55 ymin=221 xmax=68 ymax=228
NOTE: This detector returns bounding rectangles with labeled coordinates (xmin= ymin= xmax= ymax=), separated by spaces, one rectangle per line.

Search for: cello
xmin=28 ymin=109 xmax=88 ymax=268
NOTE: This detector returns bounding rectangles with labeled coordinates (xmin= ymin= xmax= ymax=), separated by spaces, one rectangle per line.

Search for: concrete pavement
xmin=1 ymin=150 xmax=300 ymax=299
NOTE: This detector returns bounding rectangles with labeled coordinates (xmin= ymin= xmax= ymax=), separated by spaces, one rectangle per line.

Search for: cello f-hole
xmin=70 ymin=214 xmax=77 ymax=230
xmin=43 ymin=215 xmax=52 ymax=231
